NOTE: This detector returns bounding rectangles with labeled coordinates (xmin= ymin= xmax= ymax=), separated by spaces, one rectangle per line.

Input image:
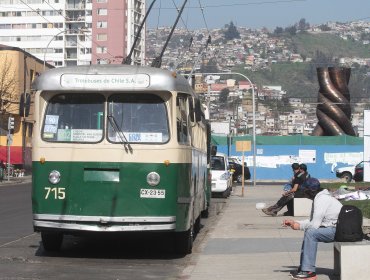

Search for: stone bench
xmin=293 ymin=197 xmax=312 ymax=216
xmin=334 ymin=241 xmax=370 ymax=280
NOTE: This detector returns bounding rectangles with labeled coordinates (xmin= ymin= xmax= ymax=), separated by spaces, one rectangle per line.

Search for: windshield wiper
xmin=107 ymin=115 xmax=133 ymax=154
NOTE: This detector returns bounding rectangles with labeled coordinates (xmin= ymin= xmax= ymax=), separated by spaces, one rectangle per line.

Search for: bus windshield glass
xmin=42 ymin=93 xmax=105 ymax=143
xmin=108 ymin=93 xmax=169 ymax=144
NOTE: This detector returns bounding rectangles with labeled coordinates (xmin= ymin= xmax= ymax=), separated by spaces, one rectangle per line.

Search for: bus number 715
xmin=44 ymin=187 xmax=66 ymax=200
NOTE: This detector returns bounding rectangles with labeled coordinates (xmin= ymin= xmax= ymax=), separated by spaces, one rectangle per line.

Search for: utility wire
xmin=198 ymin=0 xmax=210 ymax=34
xmin=171 ymin=0 xmax=191 ymax=33
xmin=18 ymin=0 xmax=114 ymax=63
xmin=153 ymin=0 xmax=308 ymax=9
xmin=171 ymin=0 xmax=195 ymax=69
xmin=39 ymin=0 xmax=117 ymax=62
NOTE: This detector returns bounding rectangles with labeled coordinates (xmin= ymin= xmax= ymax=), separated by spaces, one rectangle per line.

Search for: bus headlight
xmin=147 ymin=172 xmax=160 ymax=186
xmin=49 ymin=170 xmax=61 ymax=184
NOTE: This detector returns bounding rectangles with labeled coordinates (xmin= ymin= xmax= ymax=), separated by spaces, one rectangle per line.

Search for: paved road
xmin=0 ymin=181 xmax=228 ymax=280
xmin=0 ymin=182 xmax=33 ymax=245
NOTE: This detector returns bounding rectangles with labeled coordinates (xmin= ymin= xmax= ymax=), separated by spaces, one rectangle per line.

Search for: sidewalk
xmin=183 ymin=184 xmax=339 ymax=280
xmin=0 ymin=175 xmax=32 ymax=186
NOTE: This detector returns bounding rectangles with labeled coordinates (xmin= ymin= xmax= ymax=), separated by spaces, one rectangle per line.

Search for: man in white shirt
xmin=283 ymin=183 xmax=342 ymax=279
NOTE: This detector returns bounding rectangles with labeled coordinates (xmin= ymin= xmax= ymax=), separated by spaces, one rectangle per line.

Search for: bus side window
xmin=176 ymin=95 xmax=189 ymax=144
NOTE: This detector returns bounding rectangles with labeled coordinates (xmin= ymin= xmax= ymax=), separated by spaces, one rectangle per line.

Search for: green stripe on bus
xmin=32 ymin=161 xmax=191 ymax=224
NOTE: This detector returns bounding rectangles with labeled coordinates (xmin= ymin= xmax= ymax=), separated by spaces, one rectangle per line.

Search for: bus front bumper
xmin=33 ymin=214 xmax=176 ymax=232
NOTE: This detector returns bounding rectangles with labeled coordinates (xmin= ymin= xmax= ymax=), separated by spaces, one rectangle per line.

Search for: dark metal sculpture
xmin=312 ymin=67 xmax=356 ymax=136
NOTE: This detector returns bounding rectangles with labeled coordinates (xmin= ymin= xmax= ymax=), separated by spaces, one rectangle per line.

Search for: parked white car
xmin=334 ymin=165 xmax=356 ymax=182
xmin=211 ymin=153 xmax=233 ymax=197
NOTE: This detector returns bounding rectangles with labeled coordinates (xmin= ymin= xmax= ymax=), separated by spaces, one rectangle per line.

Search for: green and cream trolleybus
xmin=31 ymin=65 xmax=211 ymax=254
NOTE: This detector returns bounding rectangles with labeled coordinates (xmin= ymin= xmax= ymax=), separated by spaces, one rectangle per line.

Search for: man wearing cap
xmin=283 ymin=183 xmax=342 ymax=279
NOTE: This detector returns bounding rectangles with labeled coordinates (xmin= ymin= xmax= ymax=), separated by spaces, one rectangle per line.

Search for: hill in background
xmin=234 ymin=33 xmax=369 ymax=103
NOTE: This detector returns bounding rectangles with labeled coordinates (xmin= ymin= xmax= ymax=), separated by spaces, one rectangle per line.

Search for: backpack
xmin=335 ymin=205 xmax=364 ymax=242
xmin=301 ymin=177 xmax=320 ymax=190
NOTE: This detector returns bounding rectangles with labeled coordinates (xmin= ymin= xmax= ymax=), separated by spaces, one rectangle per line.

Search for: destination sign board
xmin=60 ymin=74 xmax=150 ymax=89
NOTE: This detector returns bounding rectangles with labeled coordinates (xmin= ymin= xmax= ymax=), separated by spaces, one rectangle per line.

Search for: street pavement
xmin=182 ymin=183 xmax=340 ymax=280
xmin=2 ymin=176 xmax=368 ymax=280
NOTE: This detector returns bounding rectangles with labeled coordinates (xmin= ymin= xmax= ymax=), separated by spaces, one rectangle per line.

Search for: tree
xmin=298 ymin=18 xmax=310 ymax=31
xmin=224 ymin=21 xmax=240 ymax=41
xmin=313 ymin=50 xmax=333 ymax=65
xmin=284 ymin=25 xmax=297 ymax=36
xmin=0 ymin=55 xmax=18 ymax=114
xmin=319 ymin=24 xmax=331 ymax=32
xmin=273 ymin=27 xmax=284 ymax=36
xmin=218 ymin=88 xmax=230 ymax=104
xmin=201 ymin=57 xmax=219 ymax=73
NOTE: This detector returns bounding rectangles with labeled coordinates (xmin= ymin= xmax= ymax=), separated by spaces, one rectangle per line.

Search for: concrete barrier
xmin=293 ymin=198 xmax=312 ymax=216
xmin=334 ymin=241 xmax=370 ymax=280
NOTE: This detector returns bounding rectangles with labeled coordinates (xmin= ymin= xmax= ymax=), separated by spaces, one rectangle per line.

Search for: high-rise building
xmin=0 ymin=0 xmax=146 ymax=67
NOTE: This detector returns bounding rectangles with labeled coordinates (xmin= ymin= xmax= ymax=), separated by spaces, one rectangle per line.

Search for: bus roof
xmin=32 ymin=65 xmax=195 ymax=94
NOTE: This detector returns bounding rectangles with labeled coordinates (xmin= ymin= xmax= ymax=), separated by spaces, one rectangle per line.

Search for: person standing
xmin=262 ymin=163 xmax=309 ymax=216
xmin=283 ymin=184 xmax=342 ymax=279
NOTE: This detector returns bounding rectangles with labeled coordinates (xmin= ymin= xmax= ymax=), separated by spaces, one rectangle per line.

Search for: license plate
xmin=140 ymin=188 xmax=165 ymax=198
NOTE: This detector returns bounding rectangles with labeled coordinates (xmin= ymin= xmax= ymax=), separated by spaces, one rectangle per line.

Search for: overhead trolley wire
xmin=152 ymin=0 xmax=307 ymax=10
xmin=198 ymin=0 xmax=210 ymax=34
xmin=172 ymin=0 xmax=200 ymax=70
xmin=184 ymin=0 xmax=212 ymax=78
xmin=18 ymin=0 xmax=115 ymax=63
xmin=40 ymin=0 xmax=117 ymax=62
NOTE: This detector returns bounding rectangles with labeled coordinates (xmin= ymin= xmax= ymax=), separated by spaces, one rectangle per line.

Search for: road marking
xmin=0 ymin=233 xmax=37 ymax=248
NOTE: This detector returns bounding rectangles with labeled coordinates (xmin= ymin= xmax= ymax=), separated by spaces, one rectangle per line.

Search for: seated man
xmin=262 ymin=163 xmax=309 ymax=216
xmin=283 ymin=183 xmax=342 ymax=279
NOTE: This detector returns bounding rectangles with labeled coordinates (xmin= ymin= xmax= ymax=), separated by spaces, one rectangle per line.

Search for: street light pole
xmin=43 ymin=28 xmax=88 ymax=70
xmin=43 ymin=30 xmax=67 ymax=71
xmin=203 ymin=72 xmax=256 ymax=187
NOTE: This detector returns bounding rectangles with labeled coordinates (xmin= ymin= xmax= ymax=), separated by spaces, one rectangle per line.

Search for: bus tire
xmin=201 ymin=207 xmax=209 ymax=218
xmin=194 ymin=216 xmax=201 ymax=234
xmin=174 ymin=227 xmax=193 ymax=255
xmin=41 ymin=231 xmax=63 ymax=252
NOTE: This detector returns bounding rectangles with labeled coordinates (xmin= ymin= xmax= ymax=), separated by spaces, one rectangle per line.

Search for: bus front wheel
xmin=174 ymin=226 xmax=193 ymax=255
xmin=41 ymin=231 xmax=63 ymax=252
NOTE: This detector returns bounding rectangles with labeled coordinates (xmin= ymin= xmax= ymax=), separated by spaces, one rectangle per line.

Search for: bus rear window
xmin=42 ymin=93 xmax=105 ymax=143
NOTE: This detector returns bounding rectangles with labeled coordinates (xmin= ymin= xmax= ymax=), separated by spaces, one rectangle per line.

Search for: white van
xmin=211 ymin=153 xmax=232 ymax=197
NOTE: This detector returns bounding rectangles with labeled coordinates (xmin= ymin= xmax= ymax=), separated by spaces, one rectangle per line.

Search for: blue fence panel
xmin=217 ymin=144 xmax=363 ymax=180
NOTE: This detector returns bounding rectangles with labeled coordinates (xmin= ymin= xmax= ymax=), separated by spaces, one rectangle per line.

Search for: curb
xmin=0 ymin=176 xmax=32 ymax=186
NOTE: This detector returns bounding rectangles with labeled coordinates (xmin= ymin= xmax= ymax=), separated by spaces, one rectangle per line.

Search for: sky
xmin=147 ymin=0 xmax=370 ymax=31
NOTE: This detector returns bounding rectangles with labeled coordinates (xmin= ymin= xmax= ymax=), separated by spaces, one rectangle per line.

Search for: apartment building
xmin=0 ymin=0 xmax=145 ymax=67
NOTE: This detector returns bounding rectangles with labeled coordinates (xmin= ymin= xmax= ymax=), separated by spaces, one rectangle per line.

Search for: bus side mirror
xmin=189 ymin=97 xmax=195 ymax=122
xmin=195 ymin=99 xmax=202 ymax=122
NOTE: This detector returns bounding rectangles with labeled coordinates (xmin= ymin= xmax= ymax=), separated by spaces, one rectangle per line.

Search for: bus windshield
xmin=108 ymin=93 xmax=169 ymax=144
xmin=42 ymin=93 xmax=105 ymax=143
